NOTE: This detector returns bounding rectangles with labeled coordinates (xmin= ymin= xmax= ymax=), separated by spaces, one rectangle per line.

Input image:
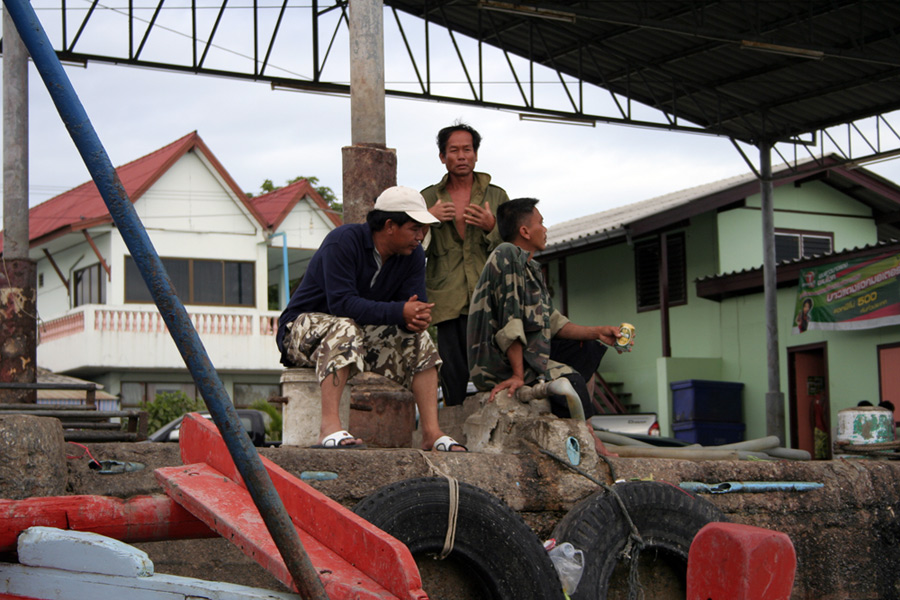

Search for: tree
xmin=141 ymin=391 xmax=206 ymax=433
xmin=248 ymin=176 xmax=342 ymax=217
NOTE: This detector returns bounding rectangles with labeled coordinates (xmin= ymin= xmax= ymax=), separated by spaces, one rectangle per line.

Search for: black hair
xmin=497 ymin=198 xmax=540 ymax=242
xmin=802 ymin=298 xmax=813 ymax=309
xmin=366 ymin=209 xmax=414 ymax=232
xmin=857 ymin=400 xmax=874 ymax=407
xmin=436 ymin=121 xmax=482 ymax=155
xmin=879 ymin=400 xmax=895 ymax=412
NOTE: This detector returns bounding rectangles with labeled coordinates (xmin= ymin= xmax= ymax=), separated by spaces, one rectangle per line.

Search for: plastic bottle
xmin=547 ymin=541 xmax=585 ymax=594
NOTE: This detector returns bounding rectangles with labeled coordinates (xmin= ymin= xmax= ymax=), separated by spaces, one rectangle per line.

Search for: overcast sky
xmin=3 ymin=5 xmax=900 ymax=228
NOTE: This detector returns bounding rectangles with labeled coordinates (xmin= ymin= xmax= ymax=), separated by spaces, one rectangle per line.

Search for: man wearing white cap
xmin=276 ymin=186 xmax=467 ymax=451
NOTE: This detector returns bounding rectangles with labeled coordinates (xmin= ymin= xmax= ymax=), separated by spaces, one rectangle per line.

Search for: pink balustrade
xmin=39 ymin=308 xmax=278 ymax=341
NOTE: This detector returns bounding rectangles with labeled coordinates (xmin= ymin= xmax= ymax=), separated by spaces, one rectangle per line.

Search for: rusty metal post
xmin=342 ymin=0 xmax=396 ymax=224
xmin=1 ymin=9 xmax=35 ymax=403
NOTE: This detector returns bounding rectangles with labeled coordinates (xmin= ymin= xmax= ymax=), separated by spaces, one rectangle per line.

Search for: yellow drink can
xmin=616 ymin=322 xmax=635 ymax=351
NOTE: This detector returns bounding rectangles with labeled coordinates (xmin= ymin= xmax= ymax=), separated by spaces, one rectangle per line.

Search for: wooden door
xmin=878 ymin=344 xmax=900 ymax=424
xmin=789 ymin=345 xmax=829 ymax=459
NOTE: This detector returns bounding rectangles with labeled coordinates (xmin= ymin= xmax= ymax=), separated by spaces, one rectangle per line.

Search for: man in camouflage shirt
xmin=467 ymin=198 xmax=620 ymax=455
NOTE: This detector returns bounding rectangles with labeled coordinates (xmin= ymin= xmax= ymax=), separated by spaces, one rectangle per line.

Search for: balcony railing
xmin=40 ymin=306 xmax=280 ymax=341
xmin=37 ymin=305 xmax=282 ymax=373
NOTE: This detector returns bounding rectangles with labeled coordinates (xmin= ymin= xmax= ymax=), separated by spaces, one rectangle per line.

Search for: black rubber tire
xmin=552 ymin=481 xmax=726 ymax=600
xmin=353 ymin=477 xmax=565 ymax=600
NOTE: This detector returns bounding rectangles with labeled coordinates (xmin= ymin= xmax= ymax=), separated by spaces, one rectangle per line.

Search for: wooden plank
xmin=0 ymin=495 xmax=215 ymax=552
xmin=0 ymin=562 xmax=303 ymax=600
xmin=175 ymin=413 xmax=427 ymax=600
xmin=156 ymin=463 xmax=402 ymax=600
xmin=17 ymin=527 xmax=153 ymax=577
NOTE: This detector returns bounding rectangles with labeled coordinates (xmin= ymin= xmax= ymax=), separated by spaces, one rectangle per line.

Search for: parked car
xmin=590 ymin=413 xmax=691 ymax=447
xmin=147 ymin=409 xmax=272 ymax=447
xmin=590 ymin=413 xmax=660 ymax=437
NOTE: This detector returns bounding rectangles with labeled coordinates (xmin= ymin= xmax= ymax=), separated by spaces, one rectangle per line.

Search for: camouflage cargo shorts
xmin=283 ymin=312 xmax=442 ymax=388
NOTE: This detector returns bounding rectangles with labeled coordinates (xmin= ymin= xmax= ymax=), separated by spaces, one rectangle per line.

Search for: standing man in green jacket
xmin=422 ymin=122 xmax=510 ymax=406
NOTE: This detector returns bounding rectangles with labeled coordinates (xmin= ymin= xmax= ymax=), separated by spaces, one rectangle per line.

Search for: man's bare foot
xmin=594 ymin=435 xmax=618 ymax=457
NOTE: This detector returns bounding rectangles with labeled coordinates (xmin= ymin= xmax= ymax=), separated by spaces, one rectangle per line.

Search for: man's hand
xmin=403 ymin=295 xmax=434 ymax=332
xmin=428 ymin=199 xmax=455 ymax=222
xmin=594 ymin=325 xmax=621 ymax=346
xmin=464 ymin=201 xmax=496 ymax=232
xmin=489 ymin=374 xmax=525 ymax=402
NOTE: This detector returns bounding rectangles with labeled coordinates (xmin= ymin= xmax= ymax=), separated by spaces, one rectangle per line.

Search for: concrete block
xmin=348 ymin=373 xmax=416 ymax=448
xmin=462 ymin=391 xmax=598 ymax=470
xmin=0 ymin=415 xmax=66 ymax=499
xmin=280 ymin=368 xmax=350 ymax=447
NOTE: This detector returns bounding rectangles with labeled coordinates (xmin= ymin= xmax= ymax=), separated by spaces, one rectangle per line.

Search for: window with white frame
xmin=774 ymin=230 xmax=833 ymax=263
xmin=125 ymin=256 xmax=254 ymax=306
xmin=73 ymin=263 xmax=106 ymax=307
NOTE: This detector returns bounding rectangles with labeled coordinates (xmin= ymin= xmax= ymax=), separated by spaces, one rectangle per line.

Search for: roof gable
xmin=248 ymin=179 xmax=342 ymax=230
xmin=542 ymin=156 xmax=900 ymax=258
xmin=0 ymin=132 xmax=266 ymax=252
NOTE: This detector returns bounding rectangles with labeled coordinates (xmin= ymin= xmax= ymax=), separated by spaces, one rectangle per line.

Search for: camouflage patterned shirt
xmin=466 ymin=242 xmax=570 ymax=390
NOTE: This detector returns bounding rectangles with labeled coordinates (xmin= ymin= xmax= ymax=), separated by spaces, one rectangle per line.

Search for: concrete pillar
xmin=342 ymin=0 xmax=396 ymax=225
xmin=348 ymin=0 xmax=385 ymax=146
xmin=2 ymin=11 xmax=36 ymax=403
xmin=341 ymin=145 xmax=397 ymax=224
xmin=759 ymin=143 xmax=785 ymax=443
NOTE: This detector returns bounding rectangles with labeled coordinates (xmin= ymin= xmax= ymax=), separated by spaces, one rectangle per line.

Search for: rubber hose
xmin=606 ymin=446 xmax=770 ymax=461
xmin=764 ymin=446 xmax=812 ymax=460
xmin=547 ymin=377 xmax=585 ymax=421
xmin=593 ymin=429 xmax=657 ymax=447
xmin=715 ymin=435 xmax=782 ymax=451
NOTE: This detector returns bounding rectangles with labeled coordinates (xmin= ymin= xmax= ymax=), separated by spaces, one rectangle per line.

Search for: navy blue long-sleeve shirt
xmin=276 ymin=223 xmax=427 ymax=364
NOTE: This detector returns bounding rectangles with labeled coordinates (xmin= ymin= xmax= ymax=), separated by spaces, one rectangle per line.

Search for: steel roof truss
xmin=258 ymin=0 xmax=289 ymax=78
xmin=133 ymin=0 xmax=165 ymax=61
xmin=196 ymin=0 xmax=229 ymax=69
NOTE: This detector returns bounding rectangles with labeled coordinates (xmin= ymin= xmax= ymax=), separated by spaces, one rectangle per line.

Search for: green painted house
xmin=539 ymin=157 xmax=900 ymax=456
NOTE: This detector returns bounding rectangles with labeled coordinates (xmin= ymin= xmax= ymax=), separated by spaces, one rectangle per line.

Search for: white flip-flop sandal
xmin=432 ymin=435 xmax=468 ymax=452
xmin=312 ymin=430 xmax=367 ymax=450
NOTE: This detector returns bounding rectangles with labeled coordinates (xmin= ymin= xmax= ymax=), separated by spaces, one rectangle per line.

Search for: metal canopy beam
xmin=6 ymin=1 xmax=897 ymax=156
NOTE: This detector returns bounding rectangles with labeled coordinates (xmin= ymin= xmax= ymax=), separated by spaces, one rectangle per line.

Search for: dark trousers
xmin=437 ymin=316 xmax=470 ymax=406
xmin=547 ymin=339 xmax=607 ymax=420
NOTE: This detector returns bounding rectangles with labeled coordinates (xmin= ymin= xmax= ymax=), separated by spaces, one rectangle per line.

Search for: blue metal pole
xmin=267 ymin=231 xmax=290 ymax=309
xmin=282 ymin=236 xmax=290 ymax=308
xmin=1 ymin=2 xmax=326 ymax=597
xmin=680 ymin=481 xmax=825 ymax=494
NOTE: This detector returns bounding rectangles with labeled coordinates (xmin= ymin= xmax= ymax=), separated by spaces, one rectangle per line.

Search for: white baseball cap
xmin=374 ymin=186 xmax=439 ymax=225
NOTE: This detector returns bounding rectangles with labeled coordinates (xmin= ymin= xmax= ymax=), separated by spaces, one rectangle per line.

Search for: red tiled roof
xmin=0 ymin=132 xmax=268 ymax=253
xmin=248 ymin=179 xmax=342 ymax=230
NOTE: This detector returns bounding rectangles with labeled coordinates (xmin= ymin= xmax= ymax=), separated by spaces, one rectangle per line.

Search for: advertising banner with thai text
xmin=793 ymin=252 xmax=900 ymax=333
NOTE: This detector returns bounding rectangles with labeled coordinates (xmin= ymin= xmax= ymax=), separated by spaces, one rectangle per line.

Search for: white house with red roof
xmin=0 ymin=132 xmax=340 ymax=408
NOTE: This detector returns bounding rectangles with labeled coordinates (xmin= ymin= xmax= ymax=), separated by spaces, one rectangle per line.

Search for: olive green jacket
xmin=421 ymin=172 xmax=509 ymax=325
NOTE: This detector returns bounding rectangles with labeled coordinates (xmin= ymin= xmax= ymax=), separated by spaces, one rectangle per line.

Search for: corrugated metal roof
xmin=547 ymin=170 xmax=756 ymax=248
xmin=544 ymin=156 xmax=900 ymax=254
xmin=386 ymin=1 xmax=900 ymax=145
xmin=701 ymin=238 xmax=900 ymax=283
xmin=36 ymin=368 xmax=117 ymax=402
xmin=696 ymin=239 xmax=900 ymax=302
